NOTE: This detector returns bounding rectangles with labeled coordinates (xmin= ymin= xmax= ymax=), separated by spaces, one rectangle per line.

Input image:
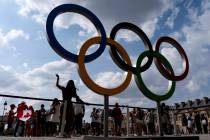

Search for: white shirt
xmin=49 ymin=104 xmax=60 ymax=123
xmin=74 ymin=103 xmax=84 ymax=116
xmin=91 ymin=112 xmax=97 ymax=123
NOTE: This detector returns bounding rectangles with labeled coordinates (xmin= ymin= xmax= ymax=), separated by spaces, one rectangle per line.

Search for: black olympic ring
xmin=109 ymin=22 xmax=153 ymax=74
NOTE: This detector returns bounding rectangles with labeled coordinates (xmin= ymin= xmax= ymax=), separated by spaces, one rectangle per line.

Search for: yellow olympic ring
xmin=78 ymin=37 xmax=132 ymax=96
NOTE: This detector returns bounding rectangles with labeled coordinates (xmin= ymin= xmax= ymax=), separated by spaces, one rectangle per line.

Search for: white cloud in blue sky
xmin=0 ymin=0 xmax=210 ymax=121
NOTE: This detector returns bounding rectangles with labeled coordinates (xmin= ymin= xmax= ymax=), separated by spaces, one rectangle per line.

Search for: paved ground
xmin=0 ymin=137 xmax=84 ymax=140
xmin=0 ymin=135 xmax=210 ymax=140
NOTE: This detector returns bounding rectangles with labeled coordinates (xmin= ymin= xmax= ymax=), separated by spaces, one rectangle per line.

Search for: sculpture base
xmin=84 ymin=135 xmax=199 ymax=140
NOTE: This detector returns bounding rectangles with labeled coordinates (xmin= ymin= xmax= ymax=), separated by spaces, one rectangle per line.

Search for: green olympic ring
xmin=135 ymin=51 xmax=176 ymax=102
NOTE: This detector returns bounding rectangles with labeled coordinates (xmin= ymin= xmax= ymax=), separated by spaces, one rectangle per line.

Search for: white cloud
xmin=141 ymin=18 xmax=159 ymax=38
xmin=180 ymin=2 xmax=210 ymax=94
xmin=95 ymin=71 xmax=127 ymax=88
xmin=165 ymin=7 xmax=180 ymax=29
xmin=156 ymin=1 xmax=210 ymax=98
xmin=0 ymin=28 xmax=29 ymax=48
xmin=0 ymin=59 xmax=75 ymax=98
xmin=78 ymin=30 xmax=86 ymax=37
xmin=15 ymin=0 xmax=173 ymax=42
xmin=186 ymin=80 xmax=200 ymax=92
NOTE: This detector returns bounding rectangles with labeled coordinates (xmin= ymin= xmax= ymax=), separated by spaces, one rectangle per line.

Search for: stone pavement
xmin=1 ymin=135 xmax=210 ymax=140
xmin=0 ymin=136 xmax=83 ymax=140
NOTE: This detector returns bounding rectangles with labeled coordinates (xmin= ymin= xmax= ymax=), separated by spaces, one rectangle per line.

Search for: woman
xmin=56 ymin=74 xmax=84 ymax=137
xmin=49 ymin=98 xmax=60 ymax=136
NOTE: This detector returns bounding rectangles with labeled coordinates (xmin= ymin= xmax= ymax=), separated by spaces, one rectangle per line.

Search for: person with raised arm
xmin=56 ymin=74 xmax=84 ymax=137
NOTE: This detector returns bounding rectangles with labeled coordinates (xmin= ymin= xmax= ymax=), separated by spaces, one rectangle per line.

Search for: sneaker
xmin=56 ymin=132 xmax=67 ymax=138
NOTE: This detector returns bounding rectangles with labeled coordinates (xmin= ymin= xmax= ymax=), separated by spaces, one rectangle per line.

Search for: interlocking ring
xmin=154 ymin=36 xmax=189 ymax=81
xmin=46 ymin=4 xmax=189 ymax=101
xmin=135 ymin=51 xmax=176 ymax=101
xmin=78 ymin=37 xmax=132 ymax=96
xmin=46 ymin=4 xmax=106 ymax=63
xmin=109 ymin=22 xmax=153 ymax=74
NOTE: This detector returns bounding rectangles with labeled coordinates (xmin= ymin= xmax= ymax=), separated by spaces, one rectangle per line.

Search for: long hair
xmin=66 ymin=80 xmax=76 ymax=94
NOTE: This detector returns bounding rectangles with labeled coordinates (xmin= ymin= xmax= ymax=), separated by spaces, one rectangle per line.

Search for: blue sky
xmin=0 ymin=0 xmax=210 ymax=121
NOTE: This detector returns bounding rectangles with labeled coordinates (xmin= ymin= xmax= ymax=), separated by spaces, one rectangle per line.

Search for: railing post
xmin=172 ymin=110 xmax=177 ymax=135
xmin=126 ymin=105 xmax=130 ymax=136
xmin=104 ymin=95 xmax=109 ymax=137
xmin=157 ymin=101 xmax=163 ymax=136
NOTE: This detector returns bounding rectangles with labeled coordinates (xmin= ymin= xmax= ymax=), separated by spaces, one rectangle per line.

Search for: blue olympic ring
xmin=46 ymin=4 xmax=106 ymax=63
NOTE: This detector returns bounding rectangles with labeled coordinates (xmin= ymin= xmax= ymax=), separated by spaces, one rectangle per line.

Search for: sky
xmin=0 ymin=0 xmax=210 ymax=121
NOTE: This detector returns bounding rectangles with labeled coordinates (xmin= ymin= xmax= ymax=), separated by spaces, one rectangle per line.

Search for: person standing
xmin=146 ymin=109 xmax=155 ymax=135
xmin=112 ymin=103 xmax=123 ymax=136
xmin=26 ymin=106 xmax=35 ymax=137
xmin=37 ymin=104 xmax=46 ymax=136
xmin=194 ymin=112 xmax=202 ymax=134
xmin=95 ymin=109 xmax=101 ymax=136
xmin=49 ymin=98 xmax=60 ymax=136
xmin=74 ymin=98 xmax=85 ymax=136
xmin=187 ymin=113 xmax=193 ymax=134
xmin=56 ymin=74 xmax=84 ymax=137
xmin=201 ymin=114 xmax=208 ymax=134
xmin=90 ymin=108 xmax=97 ymax=136
xmin=181 ymin=113 xmax=188 ymax=134
xmin=14 ymin=101 xmax=28 ymax=137
xmin=7 ymin=104 xmax=16 ymax=130
xmin=135 ymin=108 xmax=144 ymax=136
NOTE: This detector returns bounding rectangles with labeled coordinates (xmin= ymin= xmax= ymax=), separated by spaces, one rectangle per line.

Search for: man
xmin=112 ymin=103 xmax=123 ymax=136
xmin=195 ymin=112 xmax=202 ymax=134
xmin=146 ymin=109 xmax=155 ymax=135
xmin=37 ymin=104 xmax=46 ymax=136
xmin=7 ymin=104 xmax=16 ymax=130
xmin=14 ymin=101 xmax=28 ymax=137
xmin=90 ymin=108 xmax=97 ymax=135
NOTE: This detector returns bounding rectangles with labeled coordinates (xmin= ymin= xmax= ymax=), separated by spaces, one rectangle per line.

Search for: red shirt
xmin=17 ymin=104 xmax=28 ymax=119
xmin=112 ymin=107 xmax=123 ymax=121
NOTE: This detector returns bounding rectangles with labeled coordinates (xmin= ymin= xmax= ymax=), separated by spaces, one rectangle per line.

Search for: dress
xmin=59 ymin=86 xmax=78 ymax=133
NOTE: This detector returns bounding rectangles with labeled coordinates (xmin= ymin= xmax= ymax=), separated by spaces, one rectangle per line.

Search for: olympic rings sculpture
xmin=46 ymin=4 xmax=189 ymax=102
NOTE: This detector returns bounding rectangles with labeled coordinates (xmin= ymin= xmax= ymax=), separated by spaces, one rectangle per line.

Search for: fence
xmin=1 ymin=93 xmax=210 ymax=137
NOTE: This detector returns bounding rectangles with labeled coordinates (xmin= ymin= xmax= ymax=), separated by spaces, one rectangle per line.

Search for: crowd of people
xmin=0 ymin=98 xmax=85 ymax=137
xmin=178 ymin=112 xmax=209 ymax=135
xmin=0 ymin=73 xmax=209 ymax=137
xmin=0 ymin=99 xmax=59 ymax=136
xmin=0 ymin=74 xmax=86 ymax=138
xmin=0 ymin=101 xmax=210 ymax=137
xmin=89 ymin=104 xmax=157 ymax=136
